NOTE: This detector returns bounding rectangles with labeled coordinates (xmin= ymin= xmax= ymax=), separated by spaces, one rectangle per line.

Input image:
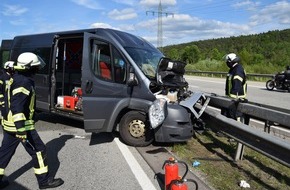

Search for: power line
xmin=146 ymin=0 xmax=174 ymax=50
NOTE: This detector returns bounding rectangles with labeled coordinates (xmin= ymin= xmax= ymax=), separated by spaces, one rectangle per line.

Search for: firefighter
xmin=0 ymin=52 xmax=64 ymax=189
xmin=225 ymin=53 xmax=247 ymax=100
xmin=216 ymin=53 xmax=248 ymax=138
xmin=222 ymin=53 xmax=247 ymax=119
xmin=0 ymin=61 xmax=14 ymax=116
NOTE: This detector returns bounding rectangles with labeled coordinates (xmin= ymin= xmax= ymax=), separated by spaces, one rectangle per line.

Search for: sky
xmin=0 ymin=0 xmax=290 ymax=47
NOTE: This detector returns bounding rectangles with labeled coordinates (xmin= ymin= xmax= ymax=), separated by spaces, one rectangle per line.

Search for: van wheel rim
xmin=128 ymin=120 xmax=145 ymax=138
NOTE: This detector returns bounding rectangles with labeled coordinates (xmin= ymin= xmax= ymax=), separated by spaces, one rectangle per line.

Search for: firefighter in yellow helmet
xmin=0 ymin=52 xmax=64 ymax=189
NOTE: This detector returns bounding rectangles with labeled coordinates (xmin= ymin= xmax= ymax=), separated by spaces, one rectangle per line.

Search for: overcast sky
xmin=1 ymin=0 xmax=290 ymax=47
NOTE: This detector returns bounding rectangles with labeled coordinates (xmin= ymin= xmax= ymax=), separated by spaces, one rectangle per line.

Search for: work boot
xmin=39 ymin=177 xmax=64 ymax=189
xmin=0 ymin=180 xmax=9 ymax=189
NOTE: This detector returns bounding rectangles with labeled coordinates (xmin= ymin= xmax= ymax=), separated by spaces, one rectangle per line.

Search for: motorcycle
xmin=266 ymin=72 xmax=290 ymax=92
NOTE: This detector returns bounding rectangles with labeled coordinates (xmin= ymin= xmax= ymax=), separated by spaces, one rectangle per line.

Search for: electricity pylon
xmin=146 ymin=0 xmax=174 ymax=51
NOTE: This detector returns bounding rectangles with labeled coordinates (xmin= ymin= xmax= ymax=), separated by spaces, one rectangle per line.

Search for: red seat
xmin=99 ymin=61 xmax=111 ymax=79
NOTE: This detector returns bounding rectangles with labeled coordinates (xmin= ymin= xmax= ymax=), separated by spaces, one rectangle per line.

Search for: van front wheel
xmin=119 ymin=111 xmax=154 ymax=147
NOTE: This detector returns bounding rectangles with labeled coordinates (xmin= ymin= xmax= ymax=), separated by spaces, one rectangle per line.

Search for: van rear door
xmin=81 ymin=32 xmax=129 ymax=133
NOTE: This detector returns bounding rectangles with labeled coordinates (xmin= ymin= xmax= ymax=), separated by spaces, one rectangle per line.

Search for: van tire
xmin=119 ymin=111 xmax=154 ymax=147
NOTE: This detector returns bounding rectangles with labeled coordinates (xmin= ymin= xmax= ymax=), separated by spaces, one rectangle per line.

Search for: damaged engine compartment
xmin=149 ymin=57 xmax=210 ymax=129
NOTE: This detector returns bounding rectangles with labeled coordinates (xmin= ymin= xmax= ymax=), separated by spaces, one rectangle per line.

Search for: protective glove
xmin=16 ymin=131 xmax=27 ymax=142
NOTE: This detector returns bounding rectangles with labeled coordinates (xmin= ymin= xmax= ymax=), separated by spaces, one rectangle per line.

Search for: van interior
xmin=54 ymin=37 xmax=84 ymax=114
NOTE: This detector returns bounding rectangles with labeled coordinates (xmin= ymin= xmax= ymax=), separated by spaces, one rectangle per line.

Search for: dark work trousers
xmin=0 ymin=129 xmax=50 ymax=184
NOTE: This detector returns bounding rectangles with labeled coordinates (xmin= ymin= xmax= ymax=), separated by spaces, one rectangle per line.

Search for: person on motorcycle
xmin=266 ymin=66 xmax=290 ymax=92
xmin=283 ymin=66 xmax=290 ymax=82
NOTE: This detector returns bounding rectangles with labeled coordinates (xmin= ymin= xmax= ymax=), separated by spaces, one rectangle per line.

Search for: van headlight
xmin=149 ymin=98 xmax=167 ymax=129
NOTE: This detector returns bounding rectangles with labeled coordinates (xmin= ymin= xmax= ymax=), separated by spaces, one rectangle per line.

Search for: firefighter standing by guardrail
xmin=218 ymin=53 xmax=248 ymax=160
xmin=222 ymin=53 xmax=247 ymax=120
xmin=0 ymin=53 xmax=64 ymax=189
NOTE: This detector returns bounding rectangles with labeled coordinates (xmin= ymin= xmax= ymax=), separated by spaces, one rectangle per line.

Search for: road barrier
xmin=186 ymin=71 xmax=273 ymax=80
xmin=195 ymin=93 xmax=290 ymax=168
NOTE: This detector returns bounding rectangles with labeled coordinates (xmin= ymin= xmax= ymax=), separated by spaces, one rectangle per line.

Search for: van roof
xmin=11 ymin=28 xmax=156 ymax=50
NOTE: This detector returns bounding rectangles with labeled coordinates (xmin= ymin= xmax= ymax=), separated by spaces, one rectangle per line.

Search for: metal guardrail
xmin=186 ymin=71 xmax=273 ymax=80
xmin=196 ymin=93 xmax=290 ymax=168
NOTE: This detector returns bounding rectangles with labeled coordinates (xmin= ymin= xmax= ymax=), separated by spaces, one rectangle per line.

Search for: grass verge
xmin=167 ymin=129 xmax=290 ymax=190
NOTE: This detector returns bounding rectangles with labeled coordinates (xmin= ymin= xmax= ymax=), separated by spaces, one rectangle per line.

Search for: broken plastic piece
xmin=192 ymin=160 xmax=200 ymax=167
xmin=239 ymin=180 xmax=250 ymax=188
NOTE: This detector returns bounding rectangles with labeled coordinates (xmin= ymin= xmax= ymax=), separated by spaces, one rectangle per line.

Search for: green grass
xmin=168 ymin=130 xmax=290 ymax=190
xmin=184 ymin=59 xmax=283 ymax=82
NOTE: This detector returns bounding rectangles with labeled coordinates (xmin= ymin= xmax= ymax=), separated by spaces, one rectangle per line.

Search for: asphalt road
xmin=1 ymin=76 xmax=287 ymax=190
xmin=0 ymin=113 xmax=161 ymax=190
xmin=185 ymin=75 xmax=290 ymax=110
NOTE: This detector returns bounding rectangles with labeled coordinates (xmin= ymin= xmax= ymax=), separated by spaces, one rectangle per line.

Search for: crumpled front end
xmin=149 ymin=57 xmax=210 ymax=143
xmin=154 ymin=104 xmax=193 ymax=142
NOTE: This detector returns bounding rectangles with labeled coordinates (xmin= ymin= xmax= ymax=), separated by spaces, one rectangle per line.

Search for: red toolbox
xmin=64 ymin=96 xmax=78 ymax=110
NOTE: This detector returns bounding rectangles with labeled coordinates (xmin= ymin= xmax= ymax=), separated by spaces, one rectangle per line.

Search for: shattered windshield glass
xmin=125 ymin=47 xmax=163 ymax=78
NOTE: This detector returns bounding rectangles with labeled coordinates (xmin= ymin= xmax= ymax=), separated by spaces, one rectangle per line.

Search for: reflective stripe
xmin=25 ymin=120 xmax=35 ymax=125
xmin=37 ymin=152 xmax=45 ymax=168
xmin=0 ymin=168 xmax=4 ymax=175
xmin=34 ymin=152 xmax=48 ymax=175
xmin=34 ymin=166 xmax=48 ymax=175
xmin=29 ymin=89 xmax=35 ymax=119
xmin=2 ymin=119 xmax=15 ymax=126
xmin=2 ymin=119 xmax=35 ymax=132
xmin=17 ymin=124 xmax=35 ymax=132
xmin=3 ymin=118 xmax=34 ymax=126
xmin=12 ymin=87 xmax=30 ymax=96
xmin=0 ymin=94 xmax=3 ymax=98
xmin=0 ymin=81 xmax=3 ymax=84
xmin=3 ymin=125 xmax=17 ymax=132
xmin=229 ymin=93 xmax=246 ymax=99
xmin=233 ymin=75 xmax=243 ymax=82
xmin=12 ymin=113 xmax=26 ymax=122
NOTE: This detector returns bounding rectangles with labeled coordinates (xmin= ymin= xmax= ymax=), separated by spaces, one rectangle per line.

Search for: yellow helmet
xmin=15 ymin=52 xmax=46 ymax=70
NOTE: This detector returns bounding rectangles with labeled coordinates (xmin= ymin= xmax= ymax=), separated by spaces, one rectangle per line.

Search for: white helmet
xmin=4 ymin=61 xmax=14 ymax=69
xmin=225 ymin=53 xmax=240 ymax=68
xmin=15 ymin=52 xmax=46 ymax=70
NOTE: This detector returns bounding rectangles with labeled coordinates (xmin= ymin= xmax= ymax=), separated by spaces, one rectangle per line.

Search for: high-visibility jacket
xmin=1 ymin=72 xmax=35 ymax=133
xmin=225 ymin=64 xmax=247 ymax=99
xmin=0 ymin=70 xmax=11 ymax=110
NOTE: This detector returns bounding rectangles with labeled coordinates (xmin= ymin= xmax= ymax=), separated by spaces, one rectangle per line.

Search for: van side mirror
xmin=127 ymin=67 xmax=138 ymax=86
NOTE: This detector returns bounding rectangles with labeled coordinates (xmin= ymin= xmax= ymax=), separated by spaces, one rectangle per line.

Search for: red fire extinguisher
xmin=162 ymin=157 xmax=189 ymax=190
xmin=168 ymin=177 xmax=199 ymax=190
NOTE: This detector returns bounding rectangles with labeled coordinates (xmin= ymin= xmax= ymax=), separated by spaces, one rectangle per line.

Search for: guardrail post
xmin=264 ymin=120 xmax=272 ymax=133
xmin=234 ymin=115 xmax=249 ymax=161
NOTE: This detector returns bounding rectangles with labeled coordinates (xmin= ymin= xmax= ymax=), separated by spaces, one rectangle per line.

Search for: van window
xmin=91 ymin=40 xmax=126 ymax=83
xmin=112 ymin=47 xmax=126 ymax=83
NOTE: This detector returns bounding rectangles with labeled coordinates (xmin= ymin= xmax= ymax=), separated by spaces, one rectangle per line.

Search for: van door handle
xmin=85 ymin=80 xmax=93 ymax=93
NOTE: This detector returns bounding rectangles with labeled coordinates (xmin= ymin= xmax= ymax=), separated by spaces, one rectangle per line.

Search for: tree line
xmin=162 ymin=28 xmax=290 ymax=74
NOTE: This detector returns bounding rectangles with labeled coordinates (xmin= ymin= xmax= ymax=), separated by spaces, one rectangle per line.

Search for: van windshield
xmin=125 ymin=47 xmax=163 ymax=78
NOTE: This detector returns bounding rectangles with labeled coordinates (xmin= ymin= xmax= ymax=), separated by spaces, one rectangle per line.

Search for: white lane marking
xmin=187 ymin=78 xmax=264 ymax=88
xmin=114 ymin=138 xmax=157 ymax=190
xmin=189 ymin=85 xmax=199 ymax=88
